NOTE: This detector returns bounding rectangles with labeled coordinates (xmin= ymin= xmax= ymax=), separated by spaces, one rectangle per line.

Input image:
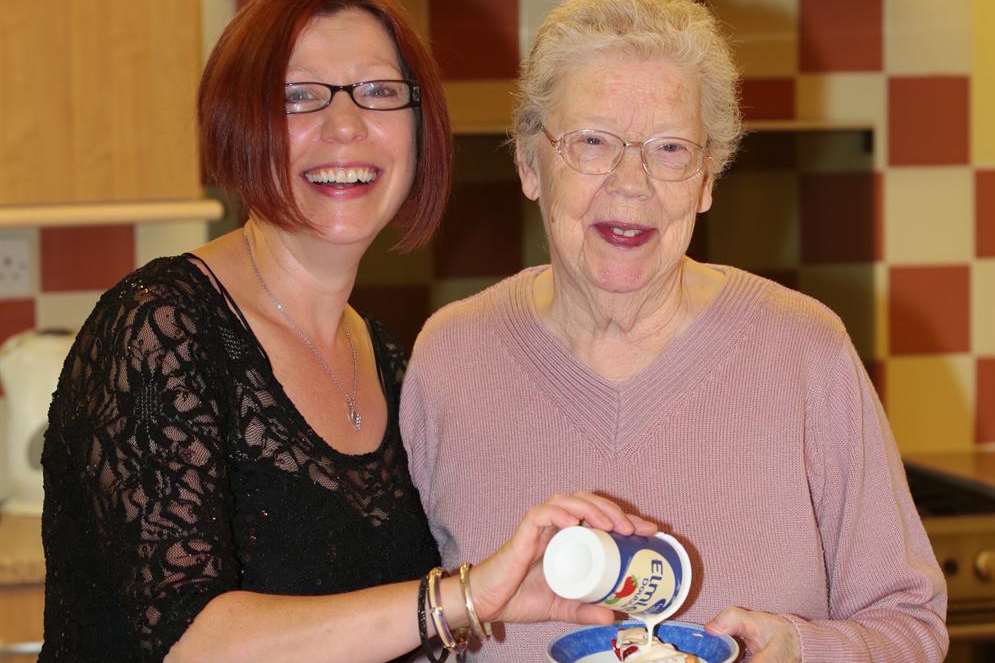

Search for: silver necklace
xmin=243 ymin=229 xmax=362 ymax=431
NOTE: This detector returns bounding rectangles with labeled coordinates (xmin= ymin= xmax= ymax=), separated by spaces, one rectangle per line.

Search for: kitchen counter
xmin=904 ymin=449 xmax=995 ymax=492
xmin=0 ymin=514 xmax=44 ymax=586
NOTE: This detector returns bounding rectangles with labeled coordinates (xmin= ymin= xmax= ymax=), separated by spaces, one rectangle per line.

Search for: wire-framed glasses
xmin=285 ymin=80 xmax=421 ymax=114
xmin=541 ymin=126 xmax=708 ymax=182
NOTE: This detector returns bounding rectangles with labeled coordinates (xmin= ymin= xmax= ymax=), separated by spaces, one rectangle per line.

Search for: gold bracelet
xmin=458 ymin=563 xmax=492 ymax=639
xmin=427 ymin=567 xmax=469 ymax=653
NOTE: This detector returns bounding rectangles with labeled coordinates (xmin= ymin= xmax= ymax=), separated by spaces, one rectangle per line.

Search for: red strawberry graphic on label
xmin=615 ymin=575 xmax=638 ymax=599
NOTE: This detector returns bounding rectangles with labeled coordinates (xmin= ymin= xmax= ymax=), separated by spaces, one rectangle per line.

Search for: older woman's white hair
xmin=512 ymin=0 xmax=742 ymax=178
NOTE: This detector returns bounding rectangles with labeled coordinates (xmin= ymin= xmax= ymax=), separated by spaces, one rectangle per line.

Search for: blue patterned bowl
xmin=547 ymin=620 xmax=739 ymax=663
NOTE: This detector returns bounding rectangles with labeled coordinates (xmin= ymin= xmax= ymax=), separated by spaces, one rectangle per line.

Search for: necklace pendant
xmin=348 ymin=403 xmax=362 ymax=431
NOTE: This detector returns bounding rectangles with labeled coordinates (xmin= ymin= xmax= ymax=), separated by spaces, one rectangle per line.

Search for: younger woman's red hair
xmin=199 ymin=0 xmax=452 ymax=252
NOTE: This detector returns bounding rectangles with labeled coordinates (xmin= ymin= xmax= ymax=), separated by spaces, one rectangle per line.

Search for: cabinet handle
xmin=0 ymin=641 xmax=43 ymax=657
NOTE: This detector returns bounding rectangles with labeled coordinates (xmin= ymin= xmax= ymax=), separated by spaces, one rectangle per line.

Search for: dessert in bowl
xmin=547 ymin=620 xmax=739 ymax=663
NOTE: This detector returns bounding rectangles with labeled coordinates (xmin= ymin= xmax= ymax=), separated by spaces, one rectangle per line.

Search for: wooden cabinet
xmin=0 ymin=1 xmax=202 ymax=207
xmin=0 ymin=516 xmax=44 ymax=662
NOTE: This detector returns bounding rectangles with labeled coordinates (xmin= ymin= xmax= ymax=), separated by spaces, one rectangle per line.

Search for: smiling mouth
xmin=593 ymin=222 xmax=656 ymax=247
xmin=304 ymin=166 xmax=379 ymax=186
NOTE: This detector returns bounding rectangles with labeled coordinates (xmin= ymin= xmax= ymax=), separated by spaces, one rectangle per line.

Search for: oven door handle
xmin=948 ymin=621 xmax=995 ymax=641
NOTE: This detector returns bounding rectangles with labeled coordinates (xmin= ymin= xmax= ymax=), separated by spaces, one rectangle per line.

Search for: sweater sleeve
xmin=399 ymin=356 xmax=436 ymax=520
xmin=45 ymin=285 xmax=240 ymax=661
xmin=789 ymin=334 xmax=948 ymax=662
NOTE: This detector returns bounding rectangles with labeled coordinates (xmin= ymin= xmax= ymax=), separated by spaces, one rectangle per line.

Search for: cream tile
xmin=35 ymin=291 xmax=102 ymax=333
xmin=135 ymin=221 xmax=209 ymax=267
xmin=973 ymin=259 xmax=995 ymax=355
xmin=709 ymin=0 xmax=799 ymax=77
xmin=201 ymin=0 xmax=237 ymax=65
xmin=973 ymin=0 xmax=995 ymax=166
xmin=886 ymin=354 xmax=975 ymax=453
xmin=883 ymin=167 xmax=973 ymax=264
xmin=796 ymin=74 xmax=887 ymax=170
xmin=707 ymin=172 xmax=799 ymax=270
xmin=519 ymin=0 xmax=561 ymax=58
xmin=884 ymin=0 xmax=972 ymax=74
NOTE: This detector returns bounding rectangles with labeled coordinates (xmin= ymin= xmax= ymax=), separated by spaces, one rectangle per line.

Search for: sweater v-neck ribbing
xmin=495 ymin=265 xmax=770 ymax=453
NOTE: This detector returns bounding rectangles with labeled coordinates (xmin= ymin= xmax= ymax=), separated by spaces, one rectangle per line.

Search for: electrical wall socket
xmin=0 ymin=237 xmax=33 ymax=298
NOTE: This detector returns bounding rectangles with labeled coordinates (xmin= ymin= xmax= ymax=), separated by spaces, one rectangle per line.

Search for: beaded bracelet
xmin=417 ymin=571 xmax=449 ymax=663
xmin=458 ymin=563 xmax=493 ymax=640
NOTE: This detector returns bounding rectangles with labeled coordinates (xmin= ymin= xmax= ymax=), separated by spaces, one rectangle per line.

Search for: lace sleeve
xmin=51 ymin=284 xmax=239 ymax=660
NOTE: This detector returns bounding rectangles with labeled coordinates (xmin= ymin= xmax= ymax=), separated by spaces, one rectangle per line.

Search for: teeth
xmin=305 ymin=167 xmax=377 ymax=184
xmin=611 ymin=226 xmax=642 ymax=238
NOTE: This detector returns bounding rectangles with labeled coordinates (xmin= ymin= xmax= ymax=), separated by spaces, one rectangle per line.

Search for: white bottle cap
xmin=543 ymin=526 xmax=621 ymax=603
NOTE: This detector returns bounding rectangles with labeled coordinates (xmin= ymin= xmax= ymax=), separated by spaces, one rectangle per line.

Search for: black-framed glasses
xmin=541 ymin=126 xmax=708 ymax=182
xmin=285 ymin=80 xmax=421 ymax=114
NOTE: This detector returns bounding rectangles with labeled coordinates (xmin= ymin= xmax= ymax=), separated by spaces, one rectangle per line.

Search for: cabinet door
xmin=0 ymin=0 xmax=202 ymax=206
xmin=0 ymin=583 xmax=43 ymax=662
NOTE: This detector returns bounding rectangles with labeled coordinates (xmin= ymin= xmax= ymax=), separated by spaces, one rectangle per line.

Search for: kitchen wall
xmin=1 ymin=0 xmax=992 ymax=455
xmin=357 ymin=0 xmax=995 ymax=454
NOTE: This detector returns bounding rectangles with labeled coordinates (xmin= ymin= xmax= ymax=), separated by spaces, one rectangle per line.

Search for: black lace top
xmin=39 ymin=255 xmax=440 ymax=662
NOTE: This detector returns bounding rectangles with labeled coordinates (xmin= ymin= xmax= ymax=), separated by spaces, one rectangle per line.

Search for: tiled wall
xmin=2 ymin=0 xmax=992 ymax=454
xmin=360 ymin=0 xmax=995 ymax=453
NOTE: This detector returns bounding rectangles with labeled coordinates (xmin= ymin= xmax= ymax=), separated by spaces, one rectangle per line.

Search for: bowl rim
xmin=546 ymin=619 xmax=740 ymax=663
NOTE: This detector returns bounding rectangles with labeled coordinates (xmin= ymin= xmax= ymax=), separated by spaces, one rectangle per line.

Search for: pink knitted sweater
xmin=401 ymin=265 xmax=947 ymax=662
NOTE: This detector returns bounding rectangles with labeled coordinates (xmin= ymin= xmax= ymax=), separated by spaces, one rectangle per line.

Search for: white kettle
xmin=0 ymin=328 xmax=75 ymax=515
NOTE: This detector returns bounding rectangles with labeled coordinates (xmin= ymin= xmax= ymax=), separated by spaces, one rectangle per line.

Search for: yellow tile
xmin=709 ymin=0 xmax=799 ymax=77
xmin=796 ymin=74 xmax=886 ymax=169
xmin=883 ymin=167 xmax=974 ymax=264
xmin=522 ymin=200 xmax=549 ymax=267
xmin=973 ymin=0 xmax=995 ymax=166
xmin=430 ymin=277 xmax=501 ymax=311
xmin=874 ymin=264 xmax=889 ymax=359
xmin=973 ymin=259 xmax=995 ymax=355
xmin=707 ymin=172 xmax=799 ymax=270
xmin=884 ymin=0 xmax=972 ymax=74
xmin=357 ymin=225 xmax=434 ymax=286
xmin=886 ymin=355 xmax=975 ymax=453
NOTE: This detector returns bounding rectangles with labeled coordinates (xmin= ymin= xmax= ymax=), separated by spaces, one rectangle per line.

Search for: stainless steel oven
xmin=905 ymin=462 xmax=995 ymax=662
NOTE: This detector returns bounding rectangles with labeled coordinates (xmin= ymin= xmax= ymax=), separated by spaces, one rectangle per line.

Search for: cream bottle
xmin=543 ymin=526 xmax=692 ymax=620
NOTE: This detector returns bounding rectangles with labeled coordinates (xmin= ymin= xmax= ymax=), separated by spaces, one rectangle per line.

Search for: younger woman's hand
xmin=706 ymin=607 xmax=801 ymax=663
xmin=468 ymin=491 xmax=657 ymax=626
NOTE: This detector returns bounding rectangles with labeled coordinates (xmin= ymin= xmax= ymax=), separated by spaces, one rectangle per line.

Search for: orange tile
xmin=888 ymin=77 xmax=970 ymax=166
xmin=739 ymin=78 xmax=796 ymax=121
xmin=429 ymin=0 xmax=518 ymax=80
xmin=889 ymin=265 xmax=970 ymax=354
xmin=979 ymin=170 xmax=995 ymax=258
xmin=41 ymin=225 xmax=135 ymax=292
xmin=979 ymin=357 xmax=995 ymax=443
xmin=800 ymin=172 xmax=881 ymax=263
xmin=799 ymin=0 xmax=883 ymax=72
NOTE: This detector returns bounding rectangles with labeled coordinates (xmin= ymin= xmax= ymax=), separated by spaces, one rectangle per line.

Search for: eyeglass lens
xmin=285 ymin=80 xmax=415 ymax=113
xmin=560 ymin=130 xmax=702 ymax=181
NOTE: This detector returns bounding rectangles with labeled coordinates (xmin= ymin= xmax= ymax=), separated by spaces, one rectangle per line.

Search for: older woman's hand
xmin=706 ymin=607 xmax=801 ymax=662
xmin=469 ymin=491 xmax=657 ymax=626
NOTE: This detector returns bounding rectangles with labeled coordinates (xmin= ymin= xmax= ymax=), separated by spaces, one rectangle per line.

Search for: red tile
xmin=0 ymin=299 xmax=35 ymax=345
xmin=433 ymin=181 xmax=523 ymax=278
xmin=739 ymin=78 xmax=796 ymax=121
xmin=979 ymin=358 xmax=995 ymax=443
xmin=41 ymin=225 xmax=135 ymax=292
xmin=865 ymin=359 xmax=885 ymax=404
xmin=889 ymin=265 xmax=970 ymax=354
xmin=978 ymin=170 xmax=995 ymax=258
xmin=801 ymin=172 xmax=882 ymax=263
xmin=799 ymin=0 xmax=882 ymax=72
xmin=888 ymin=77 xmax=970 ymax=166
xmin=430 ymin=0 xmax=518 ymax=80
xmin=757 ymin=269 xmax=799 ymax=291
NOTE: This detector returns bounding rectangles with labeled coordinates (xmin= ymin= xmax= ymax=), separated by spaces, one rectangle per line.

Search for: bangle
xmin=427 ymin=567 xmax=469 ymax=654
xmin=458 ymin=563 xmax=492 ymax=640
xmin=418 ymin=571 xmax=449 ymax=663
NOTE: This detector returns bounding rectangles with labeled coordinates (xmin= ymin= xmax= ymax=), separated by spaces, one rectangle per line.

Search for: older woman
xmin=401 ymin=1 xmax=947 ymax=661
xmin=39 ymin=1 xmax=656 ymax=662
